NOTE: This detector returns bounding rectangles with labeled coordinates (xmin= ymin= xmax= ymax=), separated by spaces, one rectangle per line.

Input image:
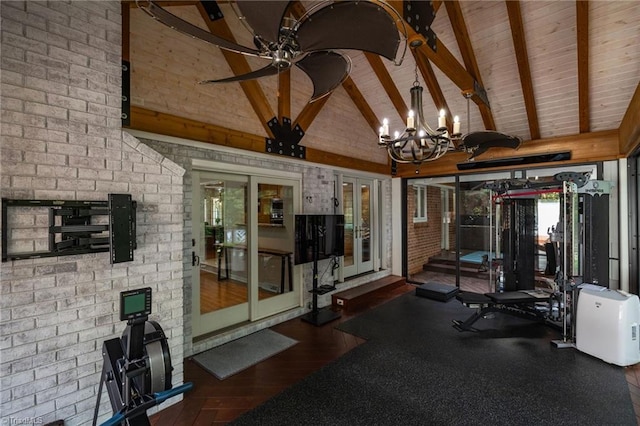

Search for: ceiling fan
xmin=137 ymin=0 xmax=407 ymax=102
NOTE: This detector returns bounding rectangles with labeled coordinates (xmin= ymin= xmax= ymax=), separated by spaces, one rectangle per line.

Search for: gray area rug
xmin=232 ymin=293 xmax=636 ymax=425
xmin=192 ymin=329 xmax=297 ymax=380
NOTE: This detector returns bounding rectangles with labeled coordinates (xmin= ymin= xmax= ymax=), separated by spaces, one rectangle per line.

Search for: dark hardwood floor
xmin=152 ymin=282 xmax=640 ymax=425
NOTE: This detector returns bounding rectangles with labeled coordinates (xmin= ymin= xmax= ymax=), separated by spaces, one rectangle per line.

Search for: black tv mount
xmin=2 ymin=193 xmax=136 ymax=263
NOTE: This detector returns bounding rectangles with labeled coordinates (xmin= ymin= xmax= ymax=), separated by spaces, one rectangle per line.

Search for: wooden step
xmin=331 ymin=275 xmax=406 ymax=312
xmin=422 ymin=262 xmax=490 ymax=280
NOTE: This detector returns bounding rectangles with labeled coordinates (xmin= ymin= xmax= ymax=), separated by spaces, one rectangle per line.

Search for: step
xmin=422 ymin=262 xmax=490 ymax=279
xmin=331 ymin=275 xmax=406 ymax=312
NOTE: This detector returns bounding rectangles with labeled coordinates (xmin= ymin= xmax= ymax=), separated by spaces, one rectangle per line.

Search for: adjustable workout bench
xmin=452 ymin=290 xmax=551 ymax=332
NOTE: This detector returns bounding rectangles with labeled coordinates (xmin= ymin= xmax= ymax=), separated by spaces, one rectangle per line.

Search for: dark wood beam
xmin=128 ymin=106 xmax=389 ymax=174
xmin=278 ymin=70 xmax=291 ymax=121
xmin=394 ymin=130 xmax=620 ymax=178
xmin=294 ymin=96 xmax=330 ymax=133
xmin=506 ymin=1 xmax=540 ymax=140
xmin=576 ymin=0 xmax=590 ymax=133
xmin=387 ymin=0 xmax=489 ymax=110
xmin=445 ymin=0 xmax=495 ymax=130
xmin=620 ymin=82 xmax=640 ymax=156
xmin=195 ymin=3 xmax=276 ymax=138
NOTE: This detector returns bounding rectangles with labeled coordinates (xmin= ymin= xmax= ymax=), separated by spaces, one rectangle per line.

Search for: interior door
xmin=192 ymin=171 xmax=250 ymax=336
xmin=342 ymin=177 xmax=374 ymax=277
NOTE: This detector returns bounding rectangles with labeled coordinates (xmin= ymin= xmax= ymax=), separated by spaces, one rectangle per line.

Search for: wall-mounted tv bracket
xmin=2 ymin=194 xmax=136 ymax=263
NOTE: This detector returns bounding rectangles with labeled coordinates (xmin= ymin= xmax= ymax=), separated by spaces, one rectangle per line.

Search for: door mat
xmin=192 ymin=329 xmax=298 ymax=380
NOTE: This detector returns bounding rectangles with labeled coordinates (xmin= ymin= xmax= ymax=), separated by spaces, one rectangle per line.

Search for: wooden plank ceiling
xmin=126 ymin=0 xmax=640 ymax=177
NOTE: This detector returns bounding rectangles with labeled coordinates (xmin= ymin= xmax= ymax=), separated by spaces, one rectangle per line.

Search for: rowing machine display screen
xmin=120 ymin=287 xmax=152 ymax=321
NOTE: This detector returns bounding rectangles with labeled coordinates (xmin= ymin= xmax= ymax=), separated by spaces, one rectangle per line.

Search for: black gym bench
xmin=453 ymin=290 xmax=552 ymax=332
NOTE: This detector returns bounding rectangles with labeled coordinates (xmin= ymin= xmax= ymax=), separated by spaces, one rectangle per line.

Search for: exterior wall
xmin=1 ymin=2 xmax=185 ymax=424
xmin=136 ymin=135 xmax=393 ymax=356
xmin=406 ymin=185 xmax=443 ymax=275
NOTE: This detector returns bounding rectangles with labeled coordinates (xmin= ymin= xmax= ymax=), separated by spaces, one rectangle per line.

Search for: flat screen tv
xmin=294 ymin=214 xmax=345 ymax=265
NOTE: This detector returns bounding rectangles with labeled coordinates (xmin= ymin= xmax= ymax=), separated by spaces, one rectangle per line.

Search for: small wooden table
xmin=217 ymin=245 xmax=293 ymax=293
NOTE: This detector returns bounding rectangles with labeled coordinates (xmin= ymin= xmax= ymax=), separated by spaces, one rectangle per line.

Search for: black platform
xmin=415 ymin=282 xmax=458 ymax=302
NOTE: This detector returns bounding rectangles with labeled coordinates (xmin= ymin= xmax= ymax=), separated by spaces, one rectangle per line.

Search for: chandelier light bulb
xmin=438 ymin=109 xmax=446 ymax=129
xmin=407 ymin=110 xmax=415 ymax=129
xmin=453 ymin=115 xmax=461 ymax=135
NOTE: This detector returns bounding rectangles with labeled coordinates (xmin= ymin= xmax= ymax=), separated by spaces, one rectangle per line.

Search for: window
xmin=414 ymin=185 xmax=428 ymax=222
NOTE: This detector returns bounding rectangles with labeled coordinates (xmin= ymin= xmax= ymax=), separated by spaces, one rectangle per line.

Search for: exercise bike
xmin=93 ymin=287 xmax=193 ymax=426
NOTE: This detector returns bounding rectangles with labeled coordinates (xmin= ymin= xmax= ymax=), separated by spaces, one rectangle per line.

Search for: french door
xmin=192 ymin=168 xmax=301 ymax=337
xmin=342 ymin=177 xmax=374 ymax=277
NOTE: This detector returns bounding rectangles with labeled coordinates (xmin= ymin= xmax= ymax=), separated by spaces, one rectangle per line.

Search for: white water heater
xmin=576 ymin=287 xmax=640 ymax=366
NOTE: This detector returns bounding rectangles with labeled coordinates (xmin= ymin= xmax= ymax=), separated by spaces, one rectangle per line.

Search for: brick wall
xmin=407 ymin=184 xmax=445 ymax=275
xmin=1 ymin=2 xmax=185 ymax=424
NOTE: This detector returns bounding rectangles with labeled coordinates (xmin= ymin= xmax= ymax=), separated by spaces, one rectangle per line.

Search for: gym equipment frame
xmin=94 ymin=287 xmax=193 ymax=426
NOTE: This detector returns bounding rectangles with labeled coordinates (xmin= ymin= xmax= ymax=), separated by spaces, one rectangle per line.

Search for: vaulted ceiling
xmin=124 ymin=1 xmax=640 ymax=177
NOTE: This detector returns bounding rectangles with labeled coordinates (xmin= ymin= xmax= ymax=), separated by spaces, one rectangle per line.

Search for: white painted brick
xmin=0 ymin=370 xmax=34 ymax=390
xmin=56 ymin=340 xmax=96 ymax=361
xmin=25 ymin=1 xmax=70 ymax=25
xmin=36 ymin=332 xmax=79 ymax=355
xmin=68 ymin=110 xmax=107 ymax=127
xmin=2 ymin=31 xmax=47 ymax=55
xmin=12 ymin=375 xmax=57 ymax=399
xmin=2 ymin=56 xmax=48 ymax=79
xmin=3 ymin=83 xmax=47 ymax=103
xmin=68 ymin=155 xmax=105 ymax=170
xmin=12 ymin=301 xmax=56 ymax=320
xmin=34 ymin=358 xmax=77 ymax=380
xmin=23 ymin=151 xmax=66 ymax=166
xmin=36 ymin=381 xmax=78 ymax=406
xmin=2 ymin=343 xmax=37 ymax=364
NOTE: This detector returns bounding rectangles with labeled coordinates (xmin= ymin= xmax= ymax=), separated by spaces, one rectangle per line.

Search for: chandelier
xmin=378 ymin=68 xmax=461 ymax=166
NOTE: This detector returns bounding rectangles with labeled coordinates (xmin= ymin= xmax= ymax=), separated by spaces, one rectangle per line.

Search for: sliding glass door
xmin=192 ymin=171 xmax=250 ymax=336
xmin=192 ymin=169 xmax=301 ymax=337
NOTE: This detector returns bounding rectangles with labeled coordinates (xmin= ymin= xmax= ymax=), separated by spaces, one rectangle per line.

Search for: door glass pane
xmin=342 ymin=181 xmax=355 ymax=268
xmin=200 ymin=178 xmax=248 ymax=314
xmin=457 ymin=181 xmax=495 ymax=293
xmin=257 ymin=183 xmax=294 ymax=300
xmin=360 ymin=183 xmax=371 ymax=263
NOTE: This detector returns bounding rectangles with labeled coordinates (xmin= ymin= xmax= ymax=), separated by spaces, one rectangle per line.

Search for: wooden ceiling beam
xmin=576 ymin=0 xmax=590 ymax=133
xmin=341 ymin=76 xmax=380 ymax=137
xmin=506 ymin=1 xmax=540 ymax=140
xmin=387 ymin=0 xmax=488 ymax=110
xmin=620 ymin=82 xmax=640 ymax=156
xmin=278 ymin=70 xmax=291 ymax=121
xmin=293 ymin=96 xmax=329 ymax=133
xmin=365 ymin=52 xmax=408 ymax=122
xmin=195 ymin=3 xmax=276 ymax=138
xmin=128 ymin=106 xmax=389 ymax=174
xmin=445 ymin=0 xmax=495 ymax=130
xmin=394 ymin=130 xmax=620 ymax=178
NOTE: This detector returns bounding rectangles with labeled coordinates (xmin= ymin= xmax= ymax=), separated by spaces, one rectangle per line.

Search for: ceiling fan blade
xmin=199 ymin=64 xmax=281 ymax=85
xmin=295 ymin=51 xmax=351 ymax=102
xmin=235 ymin=0 xmax=292 ymax=45
xmin=137 ymin=1 xmax=259 ymax=56
xmin=296 ymin=1 xmax=402 ymax=62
